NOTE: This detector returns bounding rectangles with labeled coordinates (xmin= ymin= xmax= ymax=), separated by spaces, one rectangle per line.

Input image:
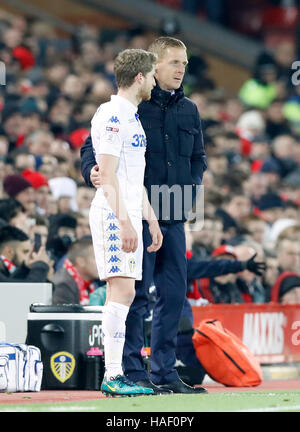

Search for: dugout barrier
xmin=0 ymin=282 xmax=52 ymax=344
xmin=0 ymin=285 xmax=104 ymax=390
xmin=192 ymin=303 xmax=300 ymax=364
xmin=26 ymin=304 xmax=104 ymax=390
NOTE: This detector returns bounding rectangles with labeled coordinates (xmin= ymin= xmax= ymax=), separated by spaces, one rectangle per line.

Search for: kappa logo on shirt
xmin=106 ymin=223 xmax=119 ymax=231
xmin=109 ymin=266 xmax=121 ymax=273
xmin=108 ymin=233 xmax=120 ymax=241
xmin=108 ymin=244 xmax=120 ymax=252
xmin=108 ymin=255 xmax=121 ymax=263
xmin=109 ymin=116 xmax=120 ymax=124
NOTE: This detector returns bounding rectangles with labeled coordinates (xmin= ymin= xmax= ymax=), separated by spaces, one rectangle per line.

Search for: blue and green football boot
xmin=101 ymin=374 xmax=154 ymax=397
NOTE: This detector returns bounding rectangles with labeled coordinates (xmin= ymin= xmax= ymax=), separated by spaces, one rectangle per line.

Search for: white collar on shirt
xmin=111 ymin=94 xmax=138 ymax=116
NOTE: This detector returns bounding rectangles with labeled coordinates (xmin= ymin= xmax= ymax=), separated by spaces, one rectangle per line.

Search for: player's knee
xmin=122 ymin=288 xmax=135 ymax=306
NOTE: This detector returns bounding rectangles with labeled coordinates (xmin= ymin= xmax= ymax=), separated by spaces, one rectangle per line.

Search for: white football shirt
xmin=91 ymin=95 xmax=146 ymax=216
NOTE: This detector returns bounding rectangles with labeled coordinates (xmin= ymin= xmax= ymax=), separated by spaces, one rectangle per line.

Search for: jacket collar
xmin=151 ymin=81 xmax=184 ymax=107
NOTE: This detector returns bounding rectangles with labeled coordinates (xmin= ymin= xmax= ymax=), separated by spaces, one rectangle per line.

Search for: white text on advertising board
xmin=242 ymin=312 xmax=286 ymax=355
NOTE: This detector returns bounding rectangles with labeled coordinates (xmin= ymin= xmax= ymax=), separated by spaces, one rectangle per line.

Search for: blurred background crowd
xmin=0 ymin=0 xmax=299 ymax=308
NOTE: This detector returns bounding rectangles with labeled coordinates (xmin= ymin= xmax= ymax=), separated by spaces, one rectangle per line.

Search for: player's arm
xmin=99 ymin=154 xmax=138 ymax=253
xmin=142 ymin=186 xmax=163 ymax=253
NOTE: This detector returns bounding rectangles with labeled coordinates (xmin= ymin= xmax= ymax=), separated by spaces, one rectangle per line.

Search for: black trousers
xmin=123 ymin=220 xmax=187 ymax=384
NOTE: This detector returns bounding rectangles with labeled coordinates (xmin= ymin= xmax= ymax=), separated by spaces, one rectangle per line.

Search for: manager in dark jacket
xmin=80 ymin=37 xmax=207 ymax=394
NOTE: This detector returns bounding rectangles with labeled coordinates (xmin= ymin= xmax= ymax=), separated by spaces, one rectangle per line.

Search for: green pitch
xmin=1 ymin=390 xmax=300 ymax=412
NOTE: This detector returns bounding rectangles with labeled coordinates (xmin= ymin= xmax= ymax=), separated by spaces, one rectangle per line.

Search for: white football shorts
xmin=89 ymin=204 xmax=143 ymax=281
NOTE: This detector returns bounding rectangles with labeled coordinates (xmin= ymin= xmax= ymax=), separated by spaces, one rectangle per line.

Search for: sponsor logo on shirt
xmin=106 ymin=126 xmax=119 ymax=132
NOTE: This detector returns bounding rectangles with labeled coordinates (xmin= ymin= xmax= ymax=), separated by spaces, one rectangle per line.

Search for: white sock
xmin=102 ymin=301 xmax=129 ymax=380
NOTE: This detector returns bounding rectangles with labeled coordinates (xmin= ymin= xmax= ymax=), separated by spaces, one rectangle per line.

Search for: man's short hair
xmin=0 ymin=198 xmax=25 ymax=223
xmin=114 ymin=49 xmax=157 ymax=89
xmin=67 ymin=235 xmax=93 ymax=263
xmin=0 ymin=225 xmax=29 ymax=251
xmin=148 ymin=36 xmax=186 ymax=61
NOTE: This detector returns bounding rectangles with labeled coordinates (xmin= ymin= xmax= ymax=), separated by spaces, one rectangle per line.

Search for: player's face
xmin=155 ymin=47 xmax=188 ymax=91
xmin=140 ymin=66 xmax=156 ymax=101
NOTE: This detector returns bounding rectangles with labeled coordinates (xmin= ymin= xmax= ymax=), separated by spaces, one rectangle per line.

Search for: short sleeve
xmin=91 ymin=109 xmax=123 ymax=161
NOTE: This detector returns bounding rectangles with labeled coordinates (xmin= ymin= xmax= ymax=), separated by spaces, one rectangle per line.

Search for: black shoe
xmin=135 ymin=379 xmax=173 ymax=395
xmin=158 ymin=379 xmax=208 ymax=394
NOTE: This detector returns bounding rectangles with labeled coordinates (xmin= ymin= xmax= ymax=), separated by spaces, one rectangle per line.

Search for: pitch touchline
xmin=236 ymin=405 xmax=300 ymax=412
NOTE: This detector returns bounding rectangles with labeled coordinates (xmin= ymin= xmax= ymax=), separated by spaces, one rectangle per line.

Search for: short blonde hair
xmin=148 ymin=36 xmax=186 ymax=61
xmin=114 ymin=49 xmax=157 ymax=89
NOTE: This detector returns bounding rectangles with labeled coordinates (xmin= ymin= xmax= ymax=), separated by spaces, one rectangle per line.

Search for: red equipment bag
xmin=192 ymin=319 xmax=262 ymax=387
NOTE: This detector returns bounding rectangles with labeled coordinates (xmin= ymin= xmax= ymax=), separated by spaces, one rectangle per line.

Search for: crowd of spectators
xmin=0 ymin=9 xmax=299 ymax=307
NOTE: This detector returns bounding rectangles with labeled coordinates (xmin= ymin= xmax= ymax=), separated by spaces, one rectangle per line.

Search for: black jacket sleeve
xmin=190 ymin=107 xmax=207 ymax=184
xmin=0 ymin=261 xmax=50 ymax=283
xmin=12 ymin=261 xmax=50 ymax=282
xmin=0 ymin=271 xmax=20 ymax=282
xmin=80 ymin=134 xmax=97 ymax=187
xmin=187 ymin=258 xmax=243 ymax=282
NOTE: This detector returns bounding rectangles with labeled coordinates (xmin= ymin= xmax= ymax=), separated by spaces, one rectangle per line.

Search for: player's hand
xmin=147 ymin=220 xmax=163 ymax=253
xmin=90 ymin=165 xmax=101 ymax=188
xmin=120 ymin=220 xmax=138 ymax=253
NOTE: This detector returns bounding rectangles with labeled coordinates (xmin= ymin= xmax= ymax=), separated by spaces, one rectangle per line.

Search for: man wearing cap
xmin=255 ymin=192 xmax=285 ymax=223
xmin=3 ymin=174 xmax=35 ymax=214
xmin=271 ymin=271 xmax=300 ymax=304
xmin=260 ymin=158 xmax=282 ymax=189
xmin=21 ymin=169 xmax=50 ymax=215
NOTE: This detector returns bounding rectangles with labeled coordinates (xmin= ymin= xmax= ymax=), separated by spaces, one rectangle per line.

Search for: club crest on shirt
xmin=128 ymin=259 xmax=136 ymax=272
